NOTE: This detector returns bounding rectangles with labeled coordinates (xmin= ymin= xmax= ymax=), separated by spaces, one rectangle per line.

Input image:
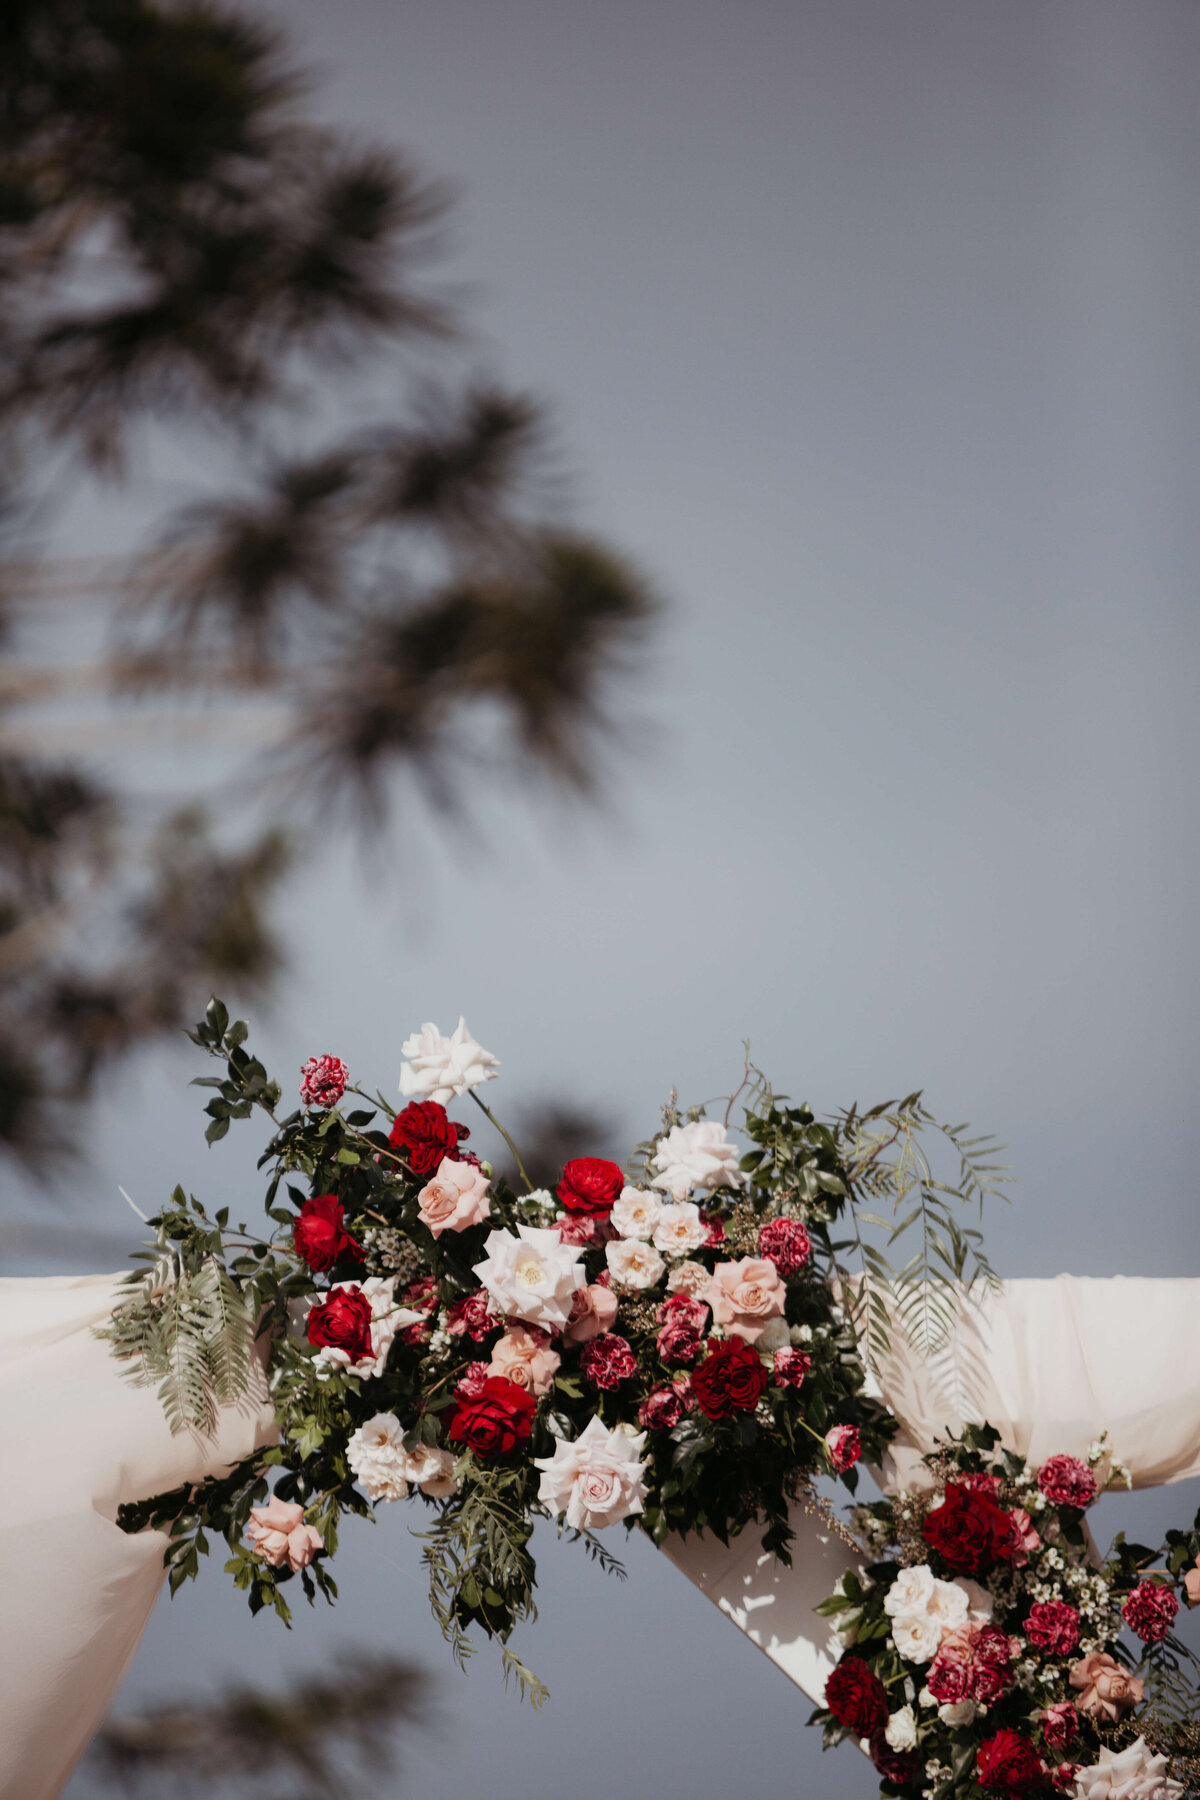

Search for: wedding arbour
xmin=3 ymin=1003 xmax=1200 ymax=1800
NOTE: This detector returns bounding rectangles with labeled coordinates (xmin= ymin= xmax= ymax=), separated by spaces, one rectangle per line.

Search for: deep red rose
xmin=1123 ymin=1580 xmax=1179 ymax=1644
xmin=638 ymin=1385 xmax=686 ymax=1430
xmin=773 ymin=1347 xmax=812 ymax=1388
xmin=1036 ymin=1455 xmax=1098 ymax=1510
xmin=446 ymin=1375 xmax=536 ymax=1458
xmin=692 ymin=1336 xmax=769 ymax=1419
xmin=923 ymin=1482 xmax=1018 ymax=1576
xmin=825 ymin=1659 xmax=888 ymax=1736
xmin=580 ymin=1332 xmax=637 ymax=1389
xmin=292 ymin=1194 xmax=365 ymax=1272
xmin=976 ymin=1730 xmax=1049 ymax=1794
xmin=306 ymin=1285 xmax=373 ymax=1360
xmin=445 ymin=1291 xmax=498 ymax=1342
xmin=556 ymin=1156 xmax=624 ymax=1216
xmin=389 ymin=1100 xmax=466 ymax=1176
xmin=757 ymin=1216 xmax=812 ymax=1275
xmin=869 ymin=1731 xmax=922 ymax=1788
xmin=1026 ymin=1601 xmax=1081 ymax=1657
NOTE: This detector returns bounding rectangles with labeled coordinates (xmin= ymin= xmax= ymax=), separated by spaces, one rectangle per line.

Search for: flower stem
xmin=469 ymin=1090 xmax=534 ymax=1193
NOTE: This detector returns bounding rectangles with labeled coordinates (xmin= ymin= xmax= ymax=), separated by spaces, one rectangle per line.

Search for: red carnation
xmin=445 ymin=1291 xmax=498 ymax=1342
xmin=972 ymin=1625 xmax=1015 ymax=1703
xmin=1040 ymin=1704 xmax=1078 ymax=1753
xmin=927 ymin=1653 xmax=973 ymax=1705
xmin=446 ymin=1376 xmax=536 ymax=1458
xmin=638 ymin=1385 xmax=687 ymax=1430
xmin=306 ymin=1285 xmax=373 ymax=1361
xmin=292 ymin=1194 xmax=365 ymax=1272
xmin=1026 ymin=1601 xmax=1080 ymax=1657
xmin=556 ymin=1156 xmax=624 ymax=1216
xmin=299 ymin=1053 xmax=348 ymax=1110
xmin=1036 ymin=1455 xmax=1098 ymax=1510
xmin=774 ymin=1347 xmax=812 ymax=1388
xmin=757 ymin=1216 xmax=812 ymax=1275
xmin=923 ymin=1482 xmax=1018 ymax=1576
xmin=657 ymin=1320 xmax=706 ymax=1365
xmin=389 ymin=1099 xmax=466 ymax=1175
xmin=580 ymin=1332 xmax=637 ymax=1389
xmin=825 ymin=1659 xmax=888 ymax=1736
xmin=869 ymin=1731 xmax=922 ymax=1788
xmin=692 ymin=1336 xmax=769 ymax=1420
xmin=1123 ymin=1580 xmax=1179 ymax=1644
xmin=976 ymin=1730 xmax=1049 ymax=1794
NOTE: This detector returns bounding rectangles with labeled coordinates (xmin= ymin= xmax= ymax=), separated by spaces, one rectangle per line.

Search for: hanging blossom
xmin=399 ymin=1018 xmax=499 ymax=1106
xmin=346 ymin=1412 xmax=459 ymax=1501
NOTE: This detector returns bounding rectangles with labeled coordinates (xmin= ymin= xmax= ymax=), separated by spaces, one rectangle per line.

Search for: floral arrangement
xmin=104 ymin=1000 xmax=1003 ymax=1702
xmin=814 ymin=1425 xmax=1200 ymax=1798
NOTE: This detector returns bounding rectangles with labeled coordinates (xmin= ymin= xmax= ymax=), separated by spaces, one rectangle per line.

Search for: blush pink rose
xmin=246 ymin=1496 xmax=324 ymax=1572
xmin=563 ymin=1282 xmax=619 ymax=1344
xmin=417 ymin=1155 xmax=492 ymax=1237
xmin=488 ymin=1325 xmax=561 ymax=1397
xmin=1069 ymin=1652 xmax=1144 ymax=1722
xmin=705 ymin=1256 xmax=786 ymax=1342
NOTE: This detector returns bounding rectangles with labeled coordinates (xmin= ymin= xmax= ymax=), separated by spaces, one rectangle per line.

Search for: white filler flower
xmin=399 ymin=1018 xmax=499 ymax=1105
xmin=650 ymin=1120 xmax=742 ymax=1199
xmin=472 ymin=1225 xmax=585 ymax=1331
xmin=534 ymin=1416 xmax=649 ymax=1530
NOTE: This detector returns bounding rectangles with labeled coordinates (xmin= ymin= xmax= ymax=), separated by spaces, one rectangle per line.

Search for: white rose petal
xmin=399 ymin=1017 xmax=499 ymax=1105
xmin=652 ymin=1200 xmax=709 ymax=1255
xmin=884 ymin=1564 xmax=936 ymax=1618
xmin=347 ymin=1412 xmax=410 ymax=1501
xmin=938 ymin=1699 xmax=978 ymax=1728
xmin=1073 ymin=1738 xmax=1184 ymax=1800
xmin=533 ymin=1415 xmax=648 ymax=1530
xmin=650 ymin=1120 xmax=743 ymax=1200
xmin=610 ymin=1187 xmax=662 ymax=1240
xmin=884 ymin=1706 xmax=918 ymax=1752
xmin=605 ymin=1235 xmax=666 ymax=1291
xmin=472 ymin=1225 xmax=585 ymax=1331
xmin=891 ymin=1607 xmax=943 ymax=1664
xmin=403 ymin=1443 xmax=459 ymax=1498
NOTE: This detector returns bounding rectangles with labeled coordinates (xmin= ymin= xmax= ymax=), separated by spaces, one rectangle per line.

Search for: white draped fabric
xmin=3 ymin=1272 xmax=1199 ymax=1800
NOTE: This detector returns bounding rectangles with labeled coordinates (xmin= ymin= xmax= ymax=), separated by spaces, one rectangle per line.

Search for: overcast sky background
xmin=15 ymin=1 xmax=1198 ymax=1794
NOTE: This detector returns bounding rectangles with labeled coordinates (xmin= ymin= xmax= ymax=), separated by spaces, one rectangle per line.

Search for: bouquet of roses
xmin=814 ymin=1424 xmax=1200 ymax=1799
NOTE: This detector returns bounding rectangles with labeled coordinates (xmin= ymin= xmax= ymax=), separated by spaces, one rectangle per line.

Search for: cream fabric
xmin=0 ymin=1274 xmax=277 ymax=1800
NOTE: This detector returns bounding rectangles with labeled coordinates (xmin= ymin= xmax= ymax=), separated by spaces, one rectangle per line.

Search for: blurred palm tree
xmin=0 ymin=0 xmax=657 ymax=1172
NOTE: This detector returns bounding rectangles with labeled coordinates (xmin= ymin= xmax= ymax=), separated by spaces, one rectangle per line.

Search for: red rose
xmin=869 ymin=1731 xmax=922 ymax=1788
xmin=976 ymin=1730 xmax=1049 ymax=1793
xmin=691 ymin=1336 xmax=769 ymax=1420
xmin=292 ymin=1195 xmax=365 ymax=1272
xmin=1036 ymin=1455 xmax=1097 ymax=1510
xmin=1123 ymin=1580 xmax=1179 ymax=1644
xmin=638 ymin=1385 xmax=686 ymax=1430
xmin=923 ymin=1482 xmax=1018 ymax=1576
xmin=446 ymin=1375 xmax=536 ymax=1458
xmin=825 ymin=1658 xmax=888 ymax=1736
xmin=773 ymin=1347 xmax=811 ymax=1388
xmin=306 ymin=1285 xmax=373 ymax=1361
xmin=556 ymin=1156 xmax=624 ymax=1216
xmin=388 ymin=1099 xmax=467 ymax=1175
xmin=1026 ymin=1601 xmax=1080 ymax=1657
xmin=445 ymin=1291 xmax=498 ymax=1342
xmin=757 ymin=1216 xmax=812 ymax=1275
xmin=579 ymin=1332 xmax=637 ymax=1389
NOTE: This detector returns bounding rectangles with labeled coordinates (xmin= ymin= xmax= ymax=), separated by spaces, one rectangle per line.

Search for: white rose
xmin=884 ymin=1564 xmax=936 ymax=1618
xmin=884 ymin=1706 xmax=918 ymax=1752
xmin=952 ymin=1577 xmax=994 ymax=1625
xmin=347 ymin=1412 xmax=410 ymax=1500
xmin=403 ymin=1443 xmax=459 ymax=1498
xmin=610 ymin=1186 xmax=661 ymax=1239
xmin=938 ymin=1699 xmax=978 ymax=1728
xmin=650 ymin=1120 xmax=743 ymax=1199
xmin=652 ymin=1200 xmax=709 ymax=1255
xmin=666 ymin=1260 xmax=711 ymax=1297
xmin=313 ymin=1276 xmax=424 ymax=1379
xmin=472 ymin=1225 xmax=585 ymax=1331
xmin=1074 ymin=1739 xmax=1184 ymax=1800
xmin=890 ymin=1607 xmax=943 ymax=1663
xmin=605 ymin=1235 xmax=666 ymax=1290
xmin=398 ymin=1017 xmax=498 ymax=1104
xmin=926 ymin=1578 xmax=970 ymax=1634
xmin=533 ymin=1415 xmax=648 ymax=1530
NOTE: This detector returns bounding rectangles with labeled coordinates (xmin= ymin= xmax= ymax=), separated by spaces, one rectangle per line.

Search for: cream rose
xmin=652 ymin=1201 xmax=709 ymax=1256
xmin=347 ymin=1412 xmax=411 ymax=1500
xmin=472 ymin=1225 xmax=585 ymax=1331
xmin=884 ymin=1706 xmax=918 ymax=1752
xmin=705 ymin=1256 xmax=786 ymax=1342
xmin=246 ymin=1496 xmax=324 ymax=1570
xmin=884 ymin=1564 xmax=936 ymax=1618
xmin=667 ymin=1260 xmax=713 ymax=1298
xmin=534 ymin=1415 xmax=648 ymax=1530
xmin=610 ymin=1187 xmax=661 ymax=1240
xmin=1073 ymin=1738 xmax=1184 ymax=1800
xmin=488 ymin=1325 xmax=561 ymax=1396
xmin=650 ymin=1119 xmax=742 ymax=1199
xmin=606 ymin=1235 xmax=666 ymax=1291
xmin=891 ymin=1607 xmax=944 ymax=1663
xmin=399 ymin=1017 xmax=498 ymax=1104
xmin=938 ymin=1698 xmax=977 ymax=1728
xmin=416 ymin=1155 xmax=492 ymax=1237
xmin=402 ymin=1443 xmax=459 ymax=1498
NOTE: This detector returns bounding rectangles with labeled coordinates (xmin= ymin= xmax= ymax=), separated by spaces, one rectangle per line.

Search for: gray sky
xmin=30 ymin=1 xmax=1200 ymax=1794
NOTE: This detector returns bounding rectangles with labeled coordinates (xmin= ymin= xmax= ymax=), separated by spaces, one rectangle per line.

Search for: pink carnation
xmin=299 ymin=1053 xmax=349 ymax=1110
xmin=773 ymin=1347 xmax=811 ymax=1388
xmin=757 ymin=1216 xmax=812 ymax=1275
xmin=927 ymin=1652 xmax=973 ymax=1705
xmin=826 ymin=1424 xmax=860 ymax=1472
xmin=657 ymin=1319 xmax=706 ymax=1365
xmin=1123 ymin=1580 xmax=1179 ymax=1644
xmin=700 ymin=1211 xmax=726 ymax=1248
xmin=445 ymin=1291 xmax=498 ymax=1342
xmin=579 ymin=1332 xmax=637 ymax=1390
xmin=656 ymin=1293 xmax=709 ymax=1332
xmin=454 ymin=1361 xmax=491 ymax=1399
xmin=639 ymin=1385 xmax=686 ymax=1430
xmin=1025 ymin=1601 xmax=1080 ymax=1657
xmin=1036 ymin=1454 xmax=1098 ymax=1509
xmin=960 ymin=1471 xmax=1002 ymax=1499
